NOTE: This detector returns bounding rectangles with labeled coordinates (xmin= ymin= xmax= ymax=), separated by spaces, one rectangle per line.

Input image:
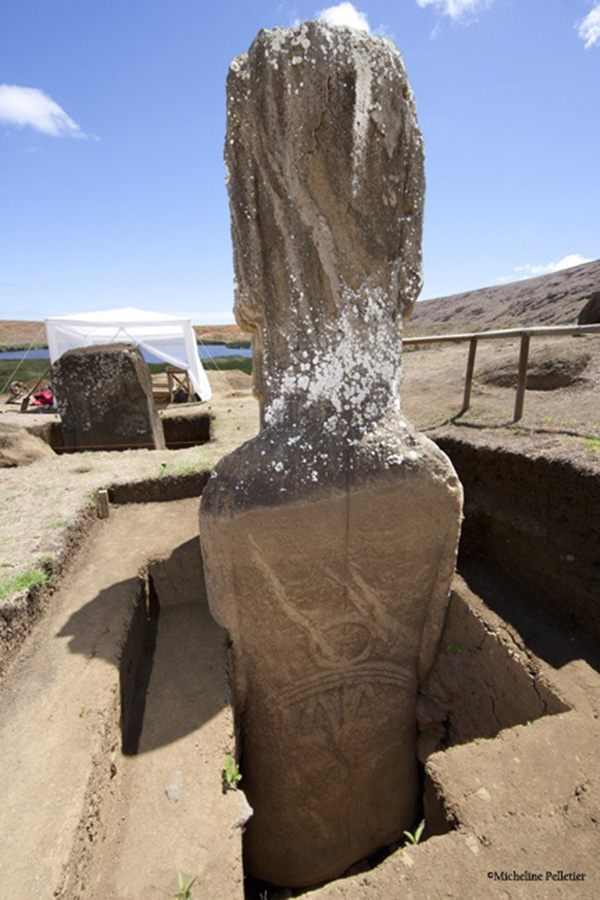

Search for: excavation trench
xmin=30 ymin=410 xmax=212 ymax=452
xmin=111 ymin=437 xmax=589 ymax=897
xmin=0 ymin=441 xmax=598 ymax=899
xmin=111 ymin=520 xmax=571 ymax=899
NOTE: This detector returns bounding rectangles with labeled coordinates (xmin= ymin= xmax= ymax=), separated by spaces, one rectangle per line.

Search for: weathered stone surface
xmin=578 ymin=290 xmax=600 ymax=324
xmin=200 ymin=21 xmax=462 ymax=888
xmin=52 ymin=343 xmax=165 ymax=451
xmin=0 ymin=423 xmax=55 ymax=467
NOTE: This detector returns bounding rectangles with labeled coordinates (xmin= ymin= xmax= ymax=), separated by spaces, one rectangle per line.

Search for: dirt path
xmin=0 ymin=498 xmax=243 ymax=900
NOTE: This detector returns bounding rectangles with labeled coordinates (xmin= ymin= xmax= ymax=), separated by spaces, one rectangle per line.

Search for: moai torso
xmin=200 ymin=21 xmax=462 ymax=888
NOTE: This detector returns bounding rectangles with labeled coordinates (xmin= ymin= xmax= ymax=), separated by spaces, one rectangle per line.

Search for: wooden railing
xmin=403 ymin=324 xmax=600 ymax=421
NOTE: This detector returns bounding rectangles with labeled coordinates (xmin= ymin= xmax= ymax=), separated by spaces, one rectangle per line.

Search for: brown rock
xmin=52 ymin=343 xmax=165 ymax=451
xmin=200 ymin=21 xmax=462 ymax=888
xmin=578 ymin=290 xmax=600 ymax=324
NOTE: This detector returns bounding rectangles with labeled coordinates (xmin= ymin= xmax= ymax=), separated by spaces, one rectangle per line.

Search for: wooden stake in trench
xmin=96 ymin=489 xmax=110 ymax=519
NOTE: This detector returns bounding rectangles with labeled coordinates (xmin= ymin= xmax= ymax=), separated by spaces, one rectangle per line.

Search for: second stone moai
xmin=200 ymin=20 xmax=462 ymax=888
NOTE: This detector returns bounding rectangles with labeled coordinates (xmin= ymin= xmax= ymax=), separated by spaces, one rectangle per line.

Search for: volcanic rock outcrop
xmin=52 ymin=343 xmax=165 ymax=451
xmin=578 ymin=290 xmax=600 ymax=325
xmin=200 ymin=21 xmax=462 ymax=888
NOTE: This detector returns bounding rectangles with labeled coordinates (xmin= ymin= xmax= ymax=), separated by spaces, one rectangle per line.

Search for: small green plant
xmin=446 ymin=642 xmax=462 ymax=655
xmin=222 ymin=754 xmax=242 ymax=790
xmin=586 ymin=438 xmax=600 ymax=454
xmin=158 ymin=461 xmax=169 ymax=478
xmin=402 ymin=820 xmax=425 ymax=846
xmin=45 ymin=519 xmax=68 ymax=530
xmin=170 ymin=459 xmax=203 ymax=477
xmin=173 ymin=872 xmax=196 ymax=900
xmin=0 ymin=568 xmax=49 ymax=601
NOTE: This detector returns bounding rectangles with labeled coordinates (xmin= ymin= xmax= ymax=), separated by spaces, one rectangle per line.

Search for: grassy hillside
xmin=407 ymin=259 xmax=600 ymax=337
xmin=2 ymin=258 xmax=599 ymax=349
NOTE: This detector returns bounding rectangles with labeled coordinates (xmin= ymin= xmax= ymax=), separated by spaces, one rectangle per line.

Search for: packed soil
xmin=0 ymin=331 xmax=599 ymax=898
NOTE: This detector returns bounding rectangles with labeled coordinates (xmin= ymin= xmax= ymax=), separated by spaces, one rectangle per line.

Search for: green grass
xmin=173 ymin=872 xmax=197 ymax=900
xmin=149 ymin=355 xmax=252 ymax=376
xmin=203 ymin=355 xmax=252 ymax=375
xmin=0 ymin=568 xmax=50 ymax=601
xmin=402 ymin=820 xmax=425 ymax=846
xmin=198 ymin=337 xmax=251 ymax=349
xmin=222 ymin=754 xmax=242 ymax=790
xmin=0 ymin=342 xmax=48 ymax=353
xmin=44 ymin=519 xmax=69 ymax=530
xmin=148 ymin=354 xmax=252 ymax=377
xmin=586 ymin=438 xmax=600 ymax=454
xmin=0 ymin=357 xmax=52 ymax=389
xmin=155 ymin=447 xmax=213 ymax=480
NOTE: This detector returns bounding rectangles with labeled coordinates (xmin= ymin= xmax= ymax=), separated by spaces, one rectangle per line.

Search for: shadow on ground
xmin=58 ymin=537 xmax=230 ymax=754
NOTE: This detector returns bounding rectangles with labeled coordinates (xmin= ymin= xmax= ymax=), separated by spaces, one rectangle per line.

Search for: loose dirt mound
xmin=0 ymin=422 xmax=55 ymax=468
xmin=477 ymin=341 xmax=592 ymax=390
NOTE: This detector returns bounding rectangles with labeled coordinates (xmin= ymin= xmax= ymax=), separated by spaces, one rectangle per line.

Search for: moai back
xmin=200 ymin=21 xmax=462 ymax=888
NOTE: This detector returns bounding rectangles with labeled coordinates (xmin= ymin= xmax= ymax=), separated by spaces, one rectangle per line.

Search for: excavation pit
xmin=0 ymin=442 xmax=598 ymax=898
xmin=116 ymin=503 xmax=572 ymax=897
xmin=30 ymin=410 xmax=212 ymax=453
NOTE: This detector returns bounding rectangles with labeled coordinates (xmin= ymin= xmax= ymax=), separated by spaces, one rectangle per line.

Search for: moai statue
xmin=200 ymin=21 xmax=462 ymax=888
xmin=53 ymin=343 xmax=165 ymax=451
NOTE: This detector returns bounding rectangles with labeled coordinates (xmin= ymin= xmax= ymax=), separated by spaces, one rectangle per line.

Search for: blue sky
xmin=1 ymin=0 xmax=599 ymax=324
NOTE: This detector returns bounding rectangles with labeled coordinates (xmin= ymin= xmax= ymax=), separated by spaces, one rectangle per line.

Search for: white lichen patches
xmin=351 ymin=50 xmax=373 ymax=197
xmin=387 ymin=454 xmax=404 ymax=466
xmin=263 ymin=283 xmax=401 ymax=435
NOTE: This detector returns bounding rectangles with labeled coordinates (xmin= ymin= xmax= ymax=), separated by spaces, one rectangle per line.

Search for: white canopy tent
xmin=45 ymin=307 xmax=212 ymax=401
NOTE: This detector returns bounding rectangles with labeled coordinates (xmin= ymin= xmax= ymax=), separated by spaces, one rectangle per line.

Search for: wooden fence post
xmin=461 ymin=337 xmax=478 ymax=413
xmin=514 ymin=333 xmax=531 ymax=421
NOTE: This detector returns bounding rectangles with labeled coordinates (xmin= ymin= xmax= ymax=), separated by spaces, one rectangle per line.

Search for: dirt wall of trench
xmin=435 ymin=436 xmax=600 ymax=641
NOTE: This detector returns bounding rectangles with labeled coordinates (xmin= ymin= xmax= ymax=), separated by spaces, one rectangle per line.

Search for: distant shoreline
xmin=0 ymin=337 xmax=252 ymax=353
xmin=0 ymin=320 xmax=252 ymax=353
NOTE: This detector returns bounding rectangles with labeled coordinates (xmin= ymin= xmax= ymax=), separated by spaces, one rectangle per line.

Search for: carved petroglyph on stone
xmin=200 ymin=20 xmax=462 ymax=888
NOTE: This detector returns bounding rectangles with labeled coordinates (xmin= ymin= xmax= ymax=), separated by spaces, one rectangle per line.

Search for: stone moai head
xmin=225 ymin=21 xmax=425 ymax=424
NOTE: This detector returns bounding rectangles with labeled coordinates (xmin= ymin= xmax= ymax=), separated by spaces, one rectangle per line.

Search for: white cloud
xmin=514 ymin=254 xmax=593 ymax=278
xmin=415 ymin=0 xmax=494 ymax=22
xmin=577 ymin=4 xmax=600 ymax=49
xmin=0 ymin=85 xmax=86 ymax=138
xmin=317 ymin=2 xmax=371 ymax=32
